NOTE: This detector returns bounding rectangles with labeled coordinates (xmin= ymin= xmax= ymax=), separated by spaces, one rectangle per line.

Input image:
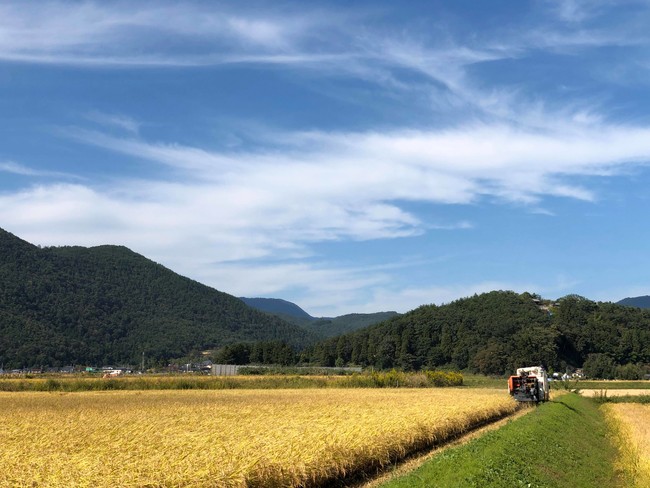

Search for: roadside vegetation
xmin=0 ymin=370 xmax=462 ymax=392
xmin=379 ymin=393 xmax=623 ymax=488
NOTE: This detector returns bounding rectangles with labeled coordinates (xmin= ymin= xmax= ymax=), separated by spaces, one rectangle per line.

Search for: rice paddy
xmin=0 ymin=388 xmax=515 ymax=487
xmin=604 ymin=403 xmax=650 ymax=487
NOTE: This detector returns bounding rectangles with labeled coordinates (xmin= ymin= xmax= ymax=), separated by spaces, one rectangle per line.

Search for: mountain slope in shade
xmin=240 ymin=296 xmax=399 ymax=338
xmin=0 ymin=228 xmax=316 ymax=368
xmin=305 ymin=312 xmax=400 ymax=338
xmin=239 ymin=297 xmax=314 ymax=320
xmin=617 ymin=296 xmax=650 ymax=308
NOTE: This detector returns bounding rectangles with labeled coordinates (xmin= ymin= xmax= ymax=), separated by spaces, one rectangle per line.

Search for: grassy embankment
xmin=380 ymin=393 xmax=623 ymax=488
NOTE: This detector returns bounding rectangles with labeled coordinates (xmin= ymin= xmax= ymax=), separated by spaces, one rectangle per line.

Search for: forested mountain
xmin=241 ymin=297 xmax=399 ymax=338
xmin=5 ymin=225 xmax=650 ymax=376
xmin=0 ymin=228 xmax=316 ymax=368
xmin=304 ymin=292 xmax=650 ymax=376
xmin=617 ymin=295 xmax=650 ymax=309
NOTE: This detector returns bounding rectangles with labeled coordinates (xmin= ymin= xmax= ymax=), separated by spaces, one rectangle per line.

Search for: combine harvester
xmin=508 ymin=366 xmax=550 ymax=403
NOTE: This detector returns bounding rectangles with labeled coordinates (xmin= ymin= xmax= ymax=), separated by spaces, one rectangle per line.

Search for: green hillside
xmin=305 ymin=291 xmax=650 ymax=375
xmin=0 ymin=228 xmax=316 ymax=368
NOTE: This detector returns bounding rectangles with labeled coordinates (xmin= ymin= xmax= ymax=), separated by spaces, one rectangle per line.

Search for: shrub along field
xmin=0 ymin=388 xmax=514 ymax=487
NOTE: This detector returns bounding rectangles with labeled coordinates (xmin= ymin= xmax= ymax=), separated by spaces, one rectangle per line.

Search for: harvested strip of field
xmin=379 ymin=393 xmax=623 ymax=488
xmin=0 ymin=388 xmax=514 ymax=487
xmin=604 ymin=403 xmax=650 ymax=487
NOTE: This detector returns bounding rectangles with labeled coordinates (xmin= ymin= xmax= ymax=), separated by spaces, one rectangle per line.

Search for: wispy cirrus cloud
xmin=5 ymin=1 xmax=650 ymax=313
xmin=0 ymin=161 xmax=44 ymax=176
xmin=2 ymin=0 xmax=647 ymax=136
xmin=0 ymin=161 xmax=79 ymax=179
xmin=84 ymin=112 xmax=141 ymax=135
xmin=6 ymin=117 xmax=644 ymax=294
xmin=0 ymin=1 xmax=344 ymax=66
xmin=67 ymin=120 xmax=650 ymax=208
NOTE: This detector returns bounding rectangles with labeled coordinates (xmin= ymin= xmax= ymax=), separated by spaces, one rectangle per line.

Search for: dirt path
xmin=351 ymin=406 xmax=534 ymax=488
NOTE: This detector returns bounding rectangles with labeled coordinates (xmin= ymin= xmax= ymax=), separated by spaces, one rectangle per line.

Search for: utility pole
xmin=141 ymin=351 xmax=145 ymax=373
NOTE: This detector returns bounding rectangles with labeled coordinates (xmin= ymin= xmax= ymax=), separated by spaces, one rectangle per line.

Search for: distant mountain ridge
xmin=240 ymin=296 xmax=400 ymax=338
xmin=240 ymin=297 xmax=314 ymax=320
xmin=0 ymin=228 xmax=316 ymax=368
xmin=617 ymin=295 xmax=650 ymax=308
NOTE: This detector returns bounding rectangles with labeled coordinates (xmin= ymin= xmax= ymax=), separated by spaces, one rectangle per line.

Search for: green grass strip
xmin=380 ymin=393 xmax=622 ymax=488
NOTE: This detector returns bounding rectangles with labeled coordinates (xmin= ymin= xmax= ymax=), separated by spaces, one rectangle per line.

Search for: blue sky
xmin=2 ymin=1 xmax=650 ymax=316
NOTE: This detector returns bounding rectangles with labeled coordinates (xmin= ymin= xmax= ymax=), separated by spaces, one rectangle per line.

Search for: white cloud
xmin=0 ymin=2 xmax=342 ymax=66
xmin=85 ymin=112 xmax=140 ymax=134
xmin=5 ymin=1 xmax=650 ymax=314
xmin=0 ymin=161 xmax=79 ymax=179
xmin=0 ymin=161 xmax=42 ymax=176
xmin=2 ymin=116 xmax=647 ymax=314
xmin=70 ymin=122 xmax=650 ymax=209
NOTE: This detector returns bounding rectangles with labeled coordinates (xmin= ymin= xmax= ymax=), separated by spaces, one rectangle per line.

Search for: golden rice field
xmin=604 ymin=403 xmax=650 ymax=488
xmin=0 ymin=388 xmax=515 ymax=487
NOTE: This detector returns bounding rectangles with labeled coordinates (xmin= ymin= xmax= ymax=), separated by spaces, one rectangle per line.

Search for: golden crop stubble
xmin=0 ymin=388 xmax=515 ymax=487
xmin=604 ymin=403 xmax=650 ymax=487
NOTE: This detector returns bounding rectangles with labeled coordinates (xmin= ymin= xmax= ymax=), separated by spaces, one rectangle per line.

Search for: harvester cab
xmin=508 ymin=366 xmax=550 ymax=403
